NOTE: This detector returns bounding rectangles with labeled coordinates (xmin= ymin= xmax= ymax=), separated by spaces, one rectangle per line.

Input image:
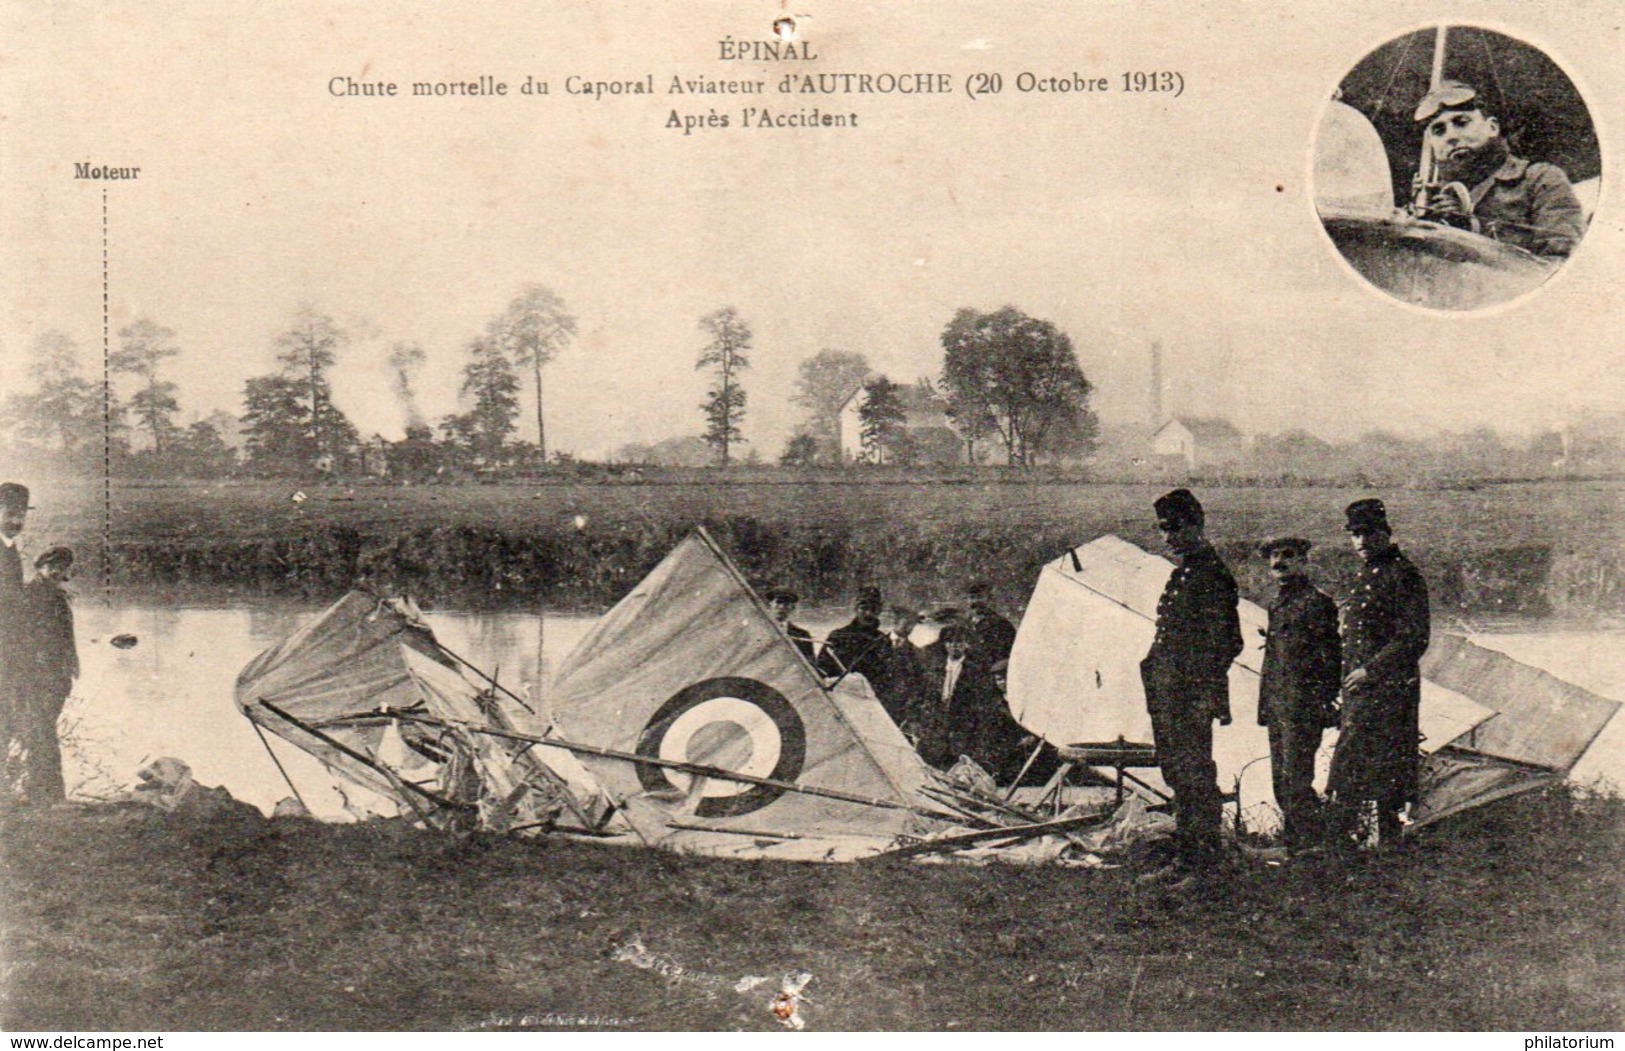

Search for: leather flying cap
xmin=1258 ymin=536 xmax=1312 ymax=558
xmin=1414 ymin=80 xmax=1478 ymax=122
xmin=1345 ymin=498 xmax=1391 ymax=534
xmin=0 ymin=482 xmax=32 ymax=512
xmin=1154 ymin=488 xmax=1204 ymax=527
xmin=855 ymin=584 xmax=883 ymax=608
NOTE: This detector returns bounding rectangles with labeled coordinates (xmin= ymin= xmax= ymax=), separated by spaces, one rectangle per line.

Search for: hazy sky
xmin=4 ymin=1 xmax=1622 ymax=458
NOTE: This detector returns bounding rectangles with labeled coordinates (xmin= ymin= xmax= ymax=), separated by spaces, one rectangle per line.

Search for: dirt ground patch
xmin=2 ymin=786 xmax=1620 ymax=1031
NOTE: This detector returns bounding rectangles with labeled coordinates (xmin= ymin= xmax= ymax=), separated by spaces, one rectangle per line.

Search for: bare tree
xmin=111 ymin=318 xmax=182 ymax=454
xmin=273 ymin=306 xmax=350 ymax=466
xmin=696 ymin=307 xmax=752 ymax=467
xmin=492 ymin=285 xmax=577 ymax=461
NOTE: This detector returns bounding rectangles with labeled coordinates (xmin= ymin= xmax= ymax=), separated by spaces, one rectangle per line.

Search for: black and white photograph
xmin=1 ymin=0 xmax=1622 ymax=1037
xmin=1314 ymin=23 xmax=1600 ymax=311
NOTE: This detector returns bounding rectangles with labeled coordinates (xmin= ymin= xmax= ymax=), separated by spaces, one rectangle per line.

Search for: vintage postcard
xmin=2 ymin=0 xmax=1621 ymax=1036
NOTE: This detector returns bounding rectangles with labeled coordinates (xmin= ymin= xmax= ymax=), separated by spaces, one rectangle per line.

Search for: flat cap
xmin=1258 ymin=536 xmax=1312 ymax=558
xmin=34 ymin=545 xmax=74 ymax=569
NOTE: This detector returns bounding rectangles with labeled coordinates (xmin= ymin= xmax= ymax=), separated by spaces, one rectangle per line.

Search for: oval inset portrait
xmin=1313 ymin=25 xmax=1598 ymax=311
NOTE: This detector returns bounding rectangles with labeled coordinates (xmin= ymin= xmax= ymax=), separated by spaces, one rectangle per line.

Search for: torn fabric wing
xmin=547 ymin=529 xmax=950 ymax=859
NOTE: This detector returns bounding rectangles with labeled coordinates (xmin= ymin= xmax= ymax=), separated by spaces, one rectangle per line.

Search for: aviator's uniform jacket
xmin=1470 ymin=155 xmax=1585 ymax=258
xmin=1141 ymin=543 xmax=1244 ymax=722
xmin=1258 ymin=577 xmax=1340 ymax=730
xmin=1328 ymin=545 xmax=1430 ymax=809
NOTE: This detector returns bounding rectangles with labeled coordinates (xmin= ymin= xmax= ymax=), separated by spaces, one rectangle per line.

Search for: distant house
xmin=1149 ymin=417 xmax=1247 ymax=469
xmin=837 ymin=381 xmax=964 ymax=465
xmin=358 ymin=435 xmax=391 ymax=478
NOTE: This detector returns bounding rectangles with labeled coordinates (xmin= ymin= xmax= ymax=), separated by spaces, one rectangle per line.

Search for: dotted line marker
xmin=101 ymin=188 xmax=112 ymax=608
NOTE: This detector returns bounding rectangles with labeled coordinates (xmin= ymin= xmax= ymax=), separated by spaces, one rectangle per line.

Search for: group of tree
xmin=0 ymin=326 xmax=237 ymax=478
xmin=938 ymin=306 xmax=1098 ymax=467
xmin=2 ymin=300 xmax=1103 ymax=478
xmin=777 ymin=305 xmax=1100 ymax=468
xmin=234 ymin=285 xmax=576 ymax=479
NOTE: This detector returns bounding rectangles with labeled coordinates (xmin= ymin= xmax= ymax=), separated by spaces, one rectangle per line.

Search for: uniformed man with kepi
xmin=1256 ymin=536 xmax=1341 ymax=853
xmin=1327 ymin=498 xmax=1430 ymax=850
xmin=1138 ymin=489 xmax=1243 ymax=886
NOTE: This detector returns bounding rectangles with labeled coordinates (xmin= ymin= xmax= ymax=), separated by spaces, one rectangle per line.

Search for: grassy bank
xmin=1 ymin=786 xmax=1620 ymax=1031
xmin=25 ymin=478 xmax=1625 ymax=616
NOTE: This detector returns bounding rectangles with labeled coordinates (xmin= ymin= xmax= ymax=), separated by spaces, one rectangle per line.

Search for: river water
xmin=53 ymin=596 xmax=1625 ymax=819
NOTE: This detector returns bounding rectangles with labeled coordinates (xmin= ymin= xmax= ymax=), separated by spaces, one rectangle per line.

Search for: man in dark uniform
xmin=1139 ymin=489 xmax=1243 ymax=885
xmin=1328 ymin=498 xmax=1431 ymax=850
xmin=765 ymin=586 xmax=817 ymax=664
xmin=0 ymin=482 xmax=32 ymax=805
xmin=817 ymin=585 xmax=910 ymax=722
xmin=18 ymin=547 xmax=77 ymax=806
xmin=1256 ymin=537 xmax=1341 ymax=852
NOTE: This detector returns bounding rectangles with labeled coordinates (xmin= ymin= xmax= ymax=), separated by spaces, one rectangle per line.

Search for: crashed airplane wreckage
xmin=238 ymin=529 xmax=1620 ymax=863
xmin=1009 ymin=536 xmax=1622 ymax=833
xmin=237 ymin=530 xmax=1097 ymax=862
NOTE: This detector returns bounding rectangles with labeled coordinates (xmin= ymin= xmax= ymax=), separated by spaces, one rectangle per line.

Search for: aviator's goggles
xmin=1414 ymin=81 xmax=1478 ymax=122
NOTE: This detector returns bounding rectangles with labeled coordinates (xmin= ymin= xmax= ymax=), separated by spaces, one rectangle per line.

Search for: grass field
xmin=24 ymin=477 xmax=1625 ymax=615
xmin=2 ymin=786 xmax=1620 ymax=1031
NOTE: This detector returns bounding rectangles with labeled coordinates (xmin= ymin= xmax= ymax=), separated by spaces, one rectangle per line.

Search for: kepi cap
xmin=1345 ymin=498 xmax=1391 ymax=534
xmin=1154 ymin=488 xmax=1204 ymax=528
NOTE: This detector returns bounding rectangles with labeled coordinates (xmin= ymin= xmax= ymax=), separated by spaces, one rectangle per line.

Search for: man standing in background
xmin=20 ymin=547 xmax=78 ymax=806
xmin=1328 ymin=498 xmax=1431 ymax=850
xmin=765 ymin=586 xmax=817 ymax=664
xmin=0 ymin=482 xmax=32 ymax=806
xmin=1257 ymin=537 xmax=1341 ymax=854
xmin=1138 ymin=489 xmax=1243 ymax=888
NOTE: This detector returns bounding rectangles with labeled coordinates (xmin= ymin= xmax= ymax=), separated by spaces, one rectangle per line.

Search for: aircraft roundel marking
xmin=636 ymin=676 xmax=807 ymax=818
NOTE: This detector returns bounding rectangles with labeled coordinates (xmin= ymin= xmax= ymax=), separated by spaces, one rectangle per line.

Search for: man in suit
xmin=915 ymin=624 xmax=1043 ymax=782
xmin=18 ymin=547 xmax=77 ymax=805
xmin=1138 ymin=488 xmax=1243 ymax=887
xmin=963 ymin=582 xmax=1016 ymax=670
xmin=1328 ymin=498 xmax=1430 ymax=850
xmin=1256 ymin=537 xmax=1341 ymax=853
xmin=0 ymin=482 xmax=32 ymax=805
